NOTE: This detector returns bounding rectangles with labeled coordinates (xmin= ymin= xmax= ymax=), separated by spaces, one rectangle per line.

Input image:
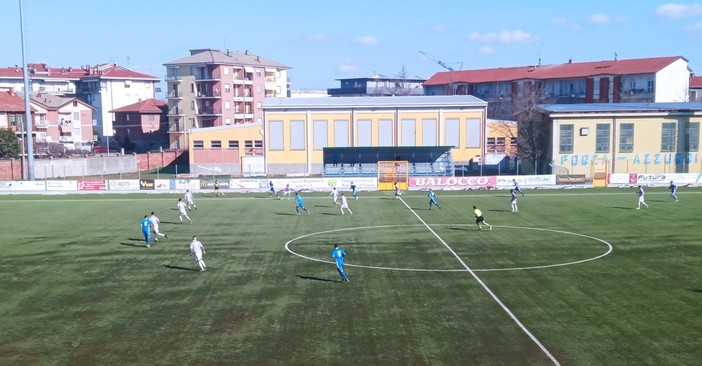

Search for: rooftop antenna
xmin=614 ymin=52 xmax=618 ymax=61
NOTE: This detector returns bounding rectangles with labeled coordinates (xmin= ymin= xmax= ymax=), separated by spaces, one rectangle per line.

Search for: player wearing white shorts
xmin=281 ymin=184 xmax=292 ymax=200
xmin=340 ymin=193 xmax=353 ymax=215
xmin=149 ymin=211 xmax=167 ymax=241
xmin=394 ymin=182 xmax=401 ymax=199
xmin=184 ymin=190 xmax=197 ymax=210
xmin=636 ymin=185 xmax=649 ymax=209
xmin=177 ymin=198 xmax=192 ymax=223
xmin=189 ymin=236 xmax=206 ymax=272
xmin=329 ymin=187 xmax=340 ymax=206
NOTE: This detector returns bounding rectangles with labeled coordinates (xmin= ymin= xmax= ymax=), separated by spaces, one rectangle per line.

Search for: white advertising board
xmin=10 ymin=181 xmax=45 ymax=191
xmin=45 ymin=180 xmax=78 ymax=191
xmin=108 ymin=180 xmax=140 ymax=191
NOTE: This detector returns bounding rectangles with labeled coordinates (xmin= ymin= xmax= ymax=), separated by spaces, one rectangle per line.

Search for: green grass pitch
xmin=0 ymin=187 xmax=700 ymax=365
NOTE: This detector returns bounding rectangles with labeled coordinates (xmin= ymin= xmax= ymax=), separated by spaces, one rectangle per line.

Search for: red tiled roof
xmin=0 ymin=90 xmax=28 ymax=112
xmin=0 ymin=63 xmax=158 ymax=80
xmin=424 ymin=56 xmax=686 ymax=85
xmin=111 ymin=98 xmax=167 ymax=113
xmin=691 ymin=76 xmax=702 ymax=88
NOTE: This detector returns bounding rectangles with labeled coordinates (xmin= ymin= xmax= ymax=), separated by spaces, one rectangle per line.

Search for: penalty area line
xmin=397 ymin=196 xmax=561 ymax=366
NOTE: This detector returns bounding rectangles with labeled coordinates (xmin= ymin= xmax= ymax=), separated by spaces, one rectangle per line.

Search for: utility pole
xmin=19 ymin=0 xmax=35 ymax=180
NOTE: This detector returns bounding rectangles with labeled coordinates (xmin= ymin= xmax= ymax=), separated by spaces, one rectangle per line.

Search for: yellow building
xmin=187 ymin=123 xmax=264 ymax=176
xmin=262 ymin=96 xmax=488 ymax=175
xmin=540 ymin=103 xmax=702 ymax=176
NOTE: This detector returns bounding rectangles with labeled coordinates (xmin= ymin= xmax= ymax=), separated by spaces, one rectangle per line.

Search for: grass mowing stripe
xmin=398 ymin=196 xmax=562 ymax=366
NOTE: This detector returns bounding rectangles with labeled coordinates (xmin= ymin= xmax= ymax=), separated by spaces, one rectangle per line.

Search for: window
xmin=496 ymin=137 xmax=505 ymax=145
xmin=487 ymin=137 xmax=496 ymax=145
xmin=225 ymin=118 xmax=231 ymax=125
xmin=190 ymin=101 xmax=195 ymax=110
xmin=73 ymin=112 xmax=80 ymax=120
xmin=225 ymin=101 xmax=231 ymax=110
xmin=595 ymin=124 xmax=610 ymax=153
xmin=313 ymin=120 xmax=328 ymax=150
xmin=466 ymin=118 xmax=480 ymax=148
xmin=10 ymin=115 xmax=16 ymax=125
xmin=401 ymin=119 xmax=415 ymax=146
xmin=334 ymin=120 xmax=349 ymax=147
xmin=211 ymin=140 xmax=222 ymax=149
xmin=148 ymin=115 xmax=155 ymax=122
xmin=510 ymin=137 xmax=517 ymax=145
xmin=559 ymin=124 xmax=574 ymax=153
xmin=228 ymin=140 xmax=239 ymax=149
xmin=378 ymin=119 xmax=393 ymax=146
xmin=357 ymin=120 xmax=372 ymax=146
xmin=224 ymin=84 xmax=230 ymax=93
xmin=193 ymin=140 xmax=204 ymax=149
xmin=290 ymin=120 xmax=305 ymax=150
xmin=245 ymin=140 xmax=253 ymax=148
xmin=268 ymin=121 xmax=284 ymax=150
xmin=422 ymin=119 xmax=437 ymax=146
xmin=661 ymin=122 xmax=676 ymax=152
xmin=190 ymin=83 xmax=195 ymax=93
xmin=619 ymin=123 xmax=634 ymax=152
xmin=223 ymin=67 xmax=229 ymax=75
xmin=445 ymin=118 xmax=459 ymax=147
xmin=256 ymin=85 xmax=261 ymax=94
xmin=126 ymin=114 xmax=130 ymax=122
xmin=686 ymin=122 xmax=700 ymax=151
xmin=254 ymin=140 xmax=262 ymax=148
xmin=647 ymin=80 xmax=654 ymax=93
xmin=256 ymin=101 xmax=262 ymax=109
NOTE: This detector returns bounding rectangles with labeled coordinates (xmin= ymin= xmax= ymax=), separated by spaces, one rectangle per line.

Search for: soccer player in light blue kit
xmin=140 ymin=215 xmax=152 ymax=248
xmin=513 ymin=179 xmax=525 ymax=196
xmin=331 ymin=244 xmax=349 ymax=283
xmin=428 ymin=188 xmax=441 ymax=210
xmin=669 ymin=180 xmax=679 ymax=202
xmin=295 ymin=192 xmax=310 ymax=215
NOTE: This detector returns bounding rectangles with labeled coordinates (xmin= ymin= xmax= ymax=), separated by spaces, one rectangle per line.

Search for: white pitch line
xmin=397 ymin=196 xmax=561 ymax=366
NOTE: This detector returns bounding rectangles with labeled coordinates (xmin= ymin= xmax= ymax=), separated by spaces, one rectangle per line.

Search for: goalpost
xmin=377 ymin=161 xmax=409 ymax=191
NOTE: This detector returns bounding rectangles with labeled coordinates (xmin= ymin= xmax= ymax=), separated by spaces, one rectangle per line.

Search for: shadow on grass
xmin=688 ymin=288 xmax=702 ymax=293
xmin=119 ymin=242 xmax=147 ymax=248
xmin=610 ymin=206 xmax=633 ymax=210
xmin=296 ymin=275 xmax=338 ymax=283
xmin=275 ymin=212 xmax=297 ymax=216
xmin=448 ymin=227 xmax=474 ymax=231
xmin=318 ymin=212 xmax=339 ymax=216
xmin=159 ymin=221 xmax=180 ymax=224
xmin=487 ymin=209 xmax=511 ymax=212
xmin=163 ymin=264 xmax=200 ymax=271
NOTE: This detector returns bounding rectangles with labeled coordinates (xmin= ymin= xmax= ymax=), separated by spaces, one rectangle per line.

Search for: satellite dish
xmin=259 ymin=129 xmax=264 ymax=136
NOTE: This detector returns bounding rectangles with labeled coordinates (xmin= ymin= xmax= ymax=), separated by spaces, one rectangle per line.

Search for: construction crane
xmin=419 ymin=50 xmax=456 ymax=72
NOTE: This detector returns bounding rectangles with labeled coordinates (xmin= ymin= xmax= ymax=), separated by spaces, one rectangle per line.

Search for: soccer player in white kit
xmin=184 ymin=190 xmax=197 ymax=210
xmin=340 ymin=193 xmax=353 ymax=215
xmin=280 ymin=184 xmax=292 ymax=200
xmin=189 ymin=236 xmax=207 ymax=272
xmin=329 ymin=187 xmax=340 ymax=206
xmin=177 ymin=198 xmax=192 ymax=223
xmin=149 ymin=211 xmax=167 ymax=241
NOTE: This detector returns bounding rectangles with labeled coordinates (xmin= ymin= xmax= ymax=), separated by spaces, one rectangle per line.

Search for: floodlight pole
xmin=19 ymin=0 xmax=35 ymax=180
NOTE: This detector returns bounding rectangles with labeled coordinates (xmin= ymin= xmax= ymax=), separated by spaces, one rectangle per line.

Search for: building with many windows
xmin=424 ymin=56 xmax=692 ymax=118
xmin=111 ymin=99 xmax=168 ymax=153
xmin=164 ymin=49 xmax=290 ymax=150
xmin=29 ymin=92 xmax=94 ymax=150
xmin=538 ymin=103 xmax=702 ymax=176
xmin=0 ymin=63 xmax=159 ymax=147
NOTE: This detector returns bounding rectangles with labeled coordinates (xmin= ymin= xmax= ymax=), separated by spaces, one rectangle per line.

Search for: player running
xmin=189 ymin=236 xmax=207 ymax=272
xmin=669 ymin=181 xmax=679 ymax=202
xmin=394 ymin=182 xmax=401 ymax=199
xmin=149 ymin=211 xmax=167 ymax=241
xmin=177 ymin=198 xmax=192 ymax=223
xmin=184 ymin=189 xmax=197 ymax=210
xmin=428 ymin=188 xmax=442 ymax=210
xmin=350 ymin=181 xmax=358 ymax=200
xmin=213 ymin=180 xmax=223 ymax=197
xmin=140 ymin=215 xmax=153 ymax=248
xmin=510 ymin=189 xmax=518 ymax=212
xmin=329 ymin=187 xmax=340 ymax=206
xmin=268 ymin=181 xmax=279 ymax=198
xmin=340 ymin=193 xmax=353 ymax=215
xmin=636 ymin=185 xmax=649 ymax=209
xmin=331 ymin=244 xmax=349 ymax=283
xmin=513 ymin=179 xmax=525 ymax=197
xmin=295 ymin=192 xmax=310 ymax=215
xmin=280 ymin=184 xmax=292 ymax=200
xmin=473 ymin=205 xmax=492 ymax=230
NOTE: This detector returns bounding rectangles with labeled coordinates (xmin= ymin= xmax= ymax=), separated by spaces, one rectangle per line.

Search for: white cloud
xmin=686 ymin=22 xmax=702 ymax=38
xmin=468 ymin=29 xmax=534 ymax=44
xmin=354 ymin=35 xmax=378 ymax=46
xmin=479 ymin=46 xmax=494 ymax=55
xmin=656 ymin=3 xmax=702 ymax=19
xmin=551 ymin=17 xmax=581 ymax=30
xmin=306 ymin=33 xmax=330 ymax=42
xmin=590 ymin=13 xmax=628 ymax=25
xmin=337 ymin=60 xmax=361 ymax=74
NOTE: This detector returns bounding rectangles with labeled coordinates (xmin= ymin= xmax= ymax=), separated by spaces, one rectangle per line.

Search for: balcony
xmin=59 ymin=136 xmax=73 ymax=143
xmin=167 ymin=108 xmax=184 ymax=117
xmin=35 ymin=120 xmax=49 ymax=128
xmin=165 ymin=75 xmax=181 ymax=82
xmin=168 ymin=122 xmax=187 ymax=133
xmin=195 ymin=91 xmax=221 ymax=99
xmin=197 ymin=108 xmax=221 ymax=116
xmin=195 ymin=74 xmax=220 ymax=81
xmin=167 ymin=91 xmax=183 ymax=99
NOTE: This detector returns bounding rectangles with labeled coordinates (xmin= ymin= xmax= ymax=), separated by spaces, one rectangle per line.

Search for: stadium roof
xmin=263 ymin=95 xmax=486 ymax=109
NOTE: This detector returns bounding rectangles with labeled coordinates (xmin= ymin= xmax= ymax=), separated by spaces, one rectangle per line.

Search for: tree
xmin=488 ymin=81 xmax=552 ymax=174
xmin=0 ymin=128 xmax=20 ymax=159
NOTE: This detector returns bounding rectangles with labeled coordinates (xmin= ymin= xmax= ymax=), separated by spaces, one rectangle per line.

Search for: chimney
xmin=8 ymin=88 xmax=14 ymax=96
xmin=256 ymin=56 xmax=260 ymax=62
xmin=245 ymin=50 xmax=250 ymax=55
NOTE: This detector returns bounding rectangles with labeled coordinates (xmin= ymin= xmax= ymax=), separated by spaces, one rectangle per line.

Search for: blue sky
xmin=3 ymin=0 xmax=702 ymax=92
